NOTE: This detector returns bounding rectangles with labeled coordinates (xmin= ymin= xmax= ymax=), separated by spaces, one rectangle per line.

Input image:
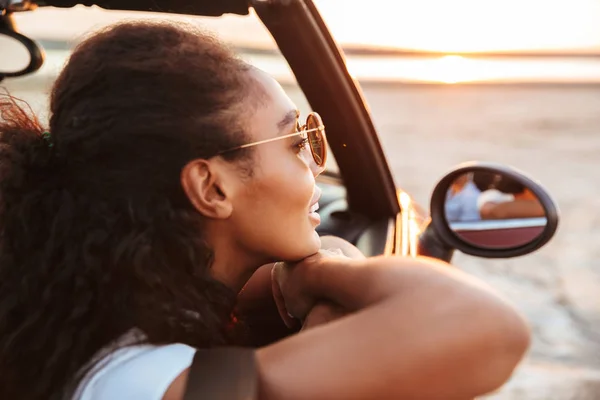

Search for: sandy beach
xmin=357 ymin=83 xmax=600 ymax=399
xmin=4 ymin=66 xmax=600 ymax=398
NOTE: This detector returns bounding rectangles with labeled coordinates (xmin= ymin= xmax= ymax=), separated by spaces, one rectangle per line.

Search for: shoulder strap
xmin=182 ymin=347 xmax=257 ymax=400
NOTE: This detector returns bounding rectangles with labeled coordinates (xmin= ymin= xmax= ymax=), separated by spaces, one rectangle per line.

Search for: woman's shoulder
xmin=75 ymin=342 xmax=196 ymax=400
xmin=477 ymin=189 xmax=515 ymax=209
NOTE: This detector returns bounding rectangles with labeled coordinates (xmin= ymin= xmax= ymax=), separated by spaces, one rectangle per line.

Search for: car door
xmin=253 ymin=0 xmax=423 ymax=257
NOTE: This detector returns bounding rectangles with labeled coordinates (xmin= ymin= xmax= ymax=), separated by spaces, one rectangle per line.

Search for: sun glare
xmin=436 ymin=55 xmax=467 ymax=84
xmin=314 ymin=0 xmax=600 ymax=54
xmin=342 ymin=54 xmax=490 ymax=84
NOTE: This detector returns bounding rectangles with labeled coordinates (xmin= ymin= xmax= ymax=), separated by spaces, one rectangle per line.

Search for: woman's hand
xmin=319 ymin=235 xmax=365 ymax=260
xmin=299 ymin=236 xmax=361 ymax=330
xmin=272 ymin=237 xmax=363 ymax=329
xmin=301 ymin=301 xmax=347 ymax=331
xmin=271 ymin=249 xmax=350 ymax=327
xmin=236 ymin=236 xmax=363 ymax=344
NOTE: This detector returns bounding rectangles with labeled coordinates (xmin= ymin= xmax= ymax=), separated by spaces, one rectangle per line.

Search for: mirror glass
xmin=0 ymin=33 xmax=31 ymax=75
xmin=444 ymin=171 xmax=547 ymax=249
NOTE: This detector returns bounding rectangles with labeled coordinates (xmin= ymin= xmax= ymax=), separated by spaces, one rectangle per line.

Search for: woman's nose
xmin=309 ymin=155 xmax=325 ymax=177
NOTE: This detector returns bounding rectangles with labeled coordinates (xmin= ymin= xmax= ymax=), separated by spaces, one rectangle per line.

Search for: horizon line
xmin=34 ymin=38 xmax=600 ymax=59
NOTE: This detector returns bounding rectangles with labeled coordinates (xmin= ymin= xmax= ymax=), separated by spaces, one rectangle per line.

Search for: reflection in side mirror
xmin=445 ymin=171 xmax=548 ymax=250
xmin=425 ymin=162 xmax=559 ymax=259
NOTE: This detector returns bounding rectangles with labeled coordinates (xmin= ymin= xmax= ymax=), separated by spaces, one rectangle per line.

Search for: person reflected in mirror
xmin=444 ymin=172 xmax=482 ymax=222
xmin=0 ymin=21 xmax=531 ymax=400
xmin=478 ymin=175 xmax=545 ymax=220
xmin=474 ymin=172 xmax=515 ymax=215
xmin=473 ymin=171 xmax=501 ymax=193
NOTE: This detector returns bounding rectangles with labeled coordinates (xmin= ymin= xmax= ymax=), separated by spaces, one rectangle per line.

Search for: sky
xmin=12 ymin=0 xmax=600 ymax=54
xmin=9 ymin=1 xmax=600 ymax=83
xmin=314 ymin=0 xmax=600 ymax=54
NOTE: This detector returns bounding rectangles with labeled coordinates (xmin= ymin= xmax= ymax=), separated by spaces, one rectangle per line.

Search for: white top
xmin=74 ymin=341 xmax=196 ymax=400
xmin=477 ymin=189 xmax=515 ymax=210
xmin=445 ymin=181 xmax=482 ymax=222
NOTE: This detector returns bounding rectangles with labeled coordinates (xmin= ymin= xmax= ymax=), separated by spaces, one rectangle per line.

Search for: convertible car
xmin=0 ymin=0 xmax=563 ymax=397
xmin=0 ymin=1 xmax=558 ymax=262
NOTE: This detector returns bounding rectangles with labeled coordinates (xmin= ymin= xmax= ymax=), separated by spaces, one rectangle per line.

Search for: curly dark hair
xmin=494 ymin=176 xmax=526 ymax=194
xmin=472 ymin=171 xmax=497 ymax=192
xmin=0 ymin=21 xmax=256 ymax=399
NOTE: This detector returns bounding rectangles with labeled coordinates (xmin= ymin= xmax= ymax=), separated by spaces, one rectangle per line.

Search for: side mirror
xmin=421 ymin=161 xmax=559 ymax=259
xmin=0 ymin=14 xmax=45 ymax=81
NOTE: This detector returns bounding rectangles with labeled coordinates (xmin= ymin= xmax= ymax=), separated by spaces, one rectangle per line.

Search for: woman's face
xmin=184 ymin=68 xmax=324 ymax=285
xmin=231 ymin=69 xmax=324 ymax=261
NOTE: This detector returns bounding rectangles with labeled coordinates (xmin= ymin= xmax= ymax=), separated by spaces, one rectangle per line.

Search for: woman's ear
xmin=181 ymin=159 xmax=233 ymax=219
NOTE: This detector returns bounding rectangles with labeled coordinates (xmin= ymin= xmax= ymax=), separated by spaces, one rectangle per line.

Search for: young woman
xmin=0 ymin=21 xmax=530 ymax=400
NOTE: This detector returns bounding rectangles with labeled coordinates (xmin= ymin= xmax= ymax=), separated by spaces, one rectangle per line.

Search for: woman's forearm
xmin=303 ymin=256 xmax=480 ymax=311
xmin=258 ymin=256 xmax=530 ymax=400
xmin=483 ymin=200 xmax=545 ymax=220
xmin=237 ymin=264 xmax=297 ymax=346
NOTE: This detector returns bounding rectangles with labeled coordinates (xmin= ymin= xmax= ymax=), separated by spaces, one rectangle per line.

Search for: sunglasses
xmin=218 ymin=112 xmax=327 ymax=168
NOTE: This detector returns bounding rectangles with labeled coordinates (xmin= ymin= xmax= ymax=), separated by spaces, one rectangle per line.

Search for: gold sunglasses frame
xmin=217 ymin=112 xmax=327 ymax=167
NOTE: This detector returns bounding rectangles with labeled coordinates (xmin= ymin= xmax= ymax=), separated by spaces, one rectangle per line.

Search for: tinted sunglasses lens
xmin=306 ymin=114 xmax=326 ymax=167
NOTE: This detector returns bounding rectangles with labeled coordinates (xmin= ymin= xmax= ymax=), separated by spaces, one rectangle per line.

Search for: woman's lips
xmin=309 ymin=187 xmax=322 ymax=208
xmin=308 ymin=187 xmax=322 ymax=225
xmin=308 ymin=210 xmax=321 ymax=225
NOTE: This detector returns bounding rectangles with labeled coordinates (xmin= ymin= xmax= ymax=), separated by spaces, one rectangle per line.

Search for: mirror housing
xmin=420 ymin=161 xmax=559 ymax=259
xmin=0 ymin=13 xmax=44 ymax=81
